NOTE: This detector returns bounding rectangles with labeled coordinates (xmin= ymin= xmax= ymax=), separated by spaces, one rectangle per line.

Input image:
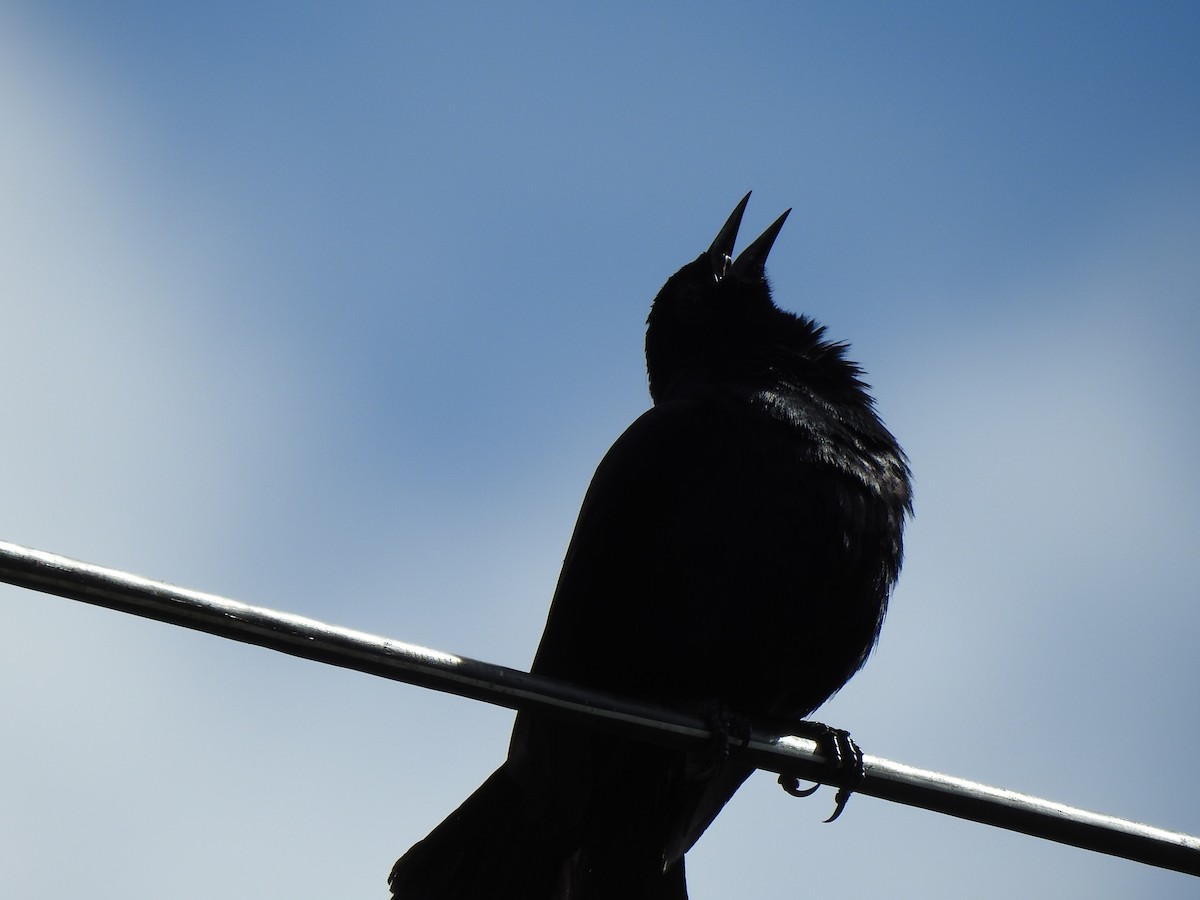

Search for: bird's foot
xmin=776 ymin=721 xmax=865 ymax=823
xmin=684 ymin=699 xmax=752 ymax=780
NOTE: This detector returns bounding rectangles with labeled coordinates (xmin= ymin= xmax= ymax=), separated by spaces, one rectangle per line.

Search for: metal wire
xmin=2 ymin=538 xmax=1197 ymax=877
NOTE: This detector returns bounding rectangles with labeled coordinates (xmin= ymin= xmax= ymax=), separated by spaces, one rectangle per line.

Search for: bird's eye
xmin=711 ymin=253 xmax=731 ymax=282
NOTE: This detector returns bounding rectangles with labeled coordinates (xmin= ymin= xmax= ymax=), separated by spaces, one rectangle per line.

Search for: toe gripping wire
xmin=777 ymin=724 xmax=865 ymax=823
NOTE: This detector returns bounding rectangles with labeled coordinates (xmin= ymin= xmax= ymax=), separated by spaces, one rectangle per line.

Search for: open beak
xmin=707 ymin=192 xmax=751 ymax=281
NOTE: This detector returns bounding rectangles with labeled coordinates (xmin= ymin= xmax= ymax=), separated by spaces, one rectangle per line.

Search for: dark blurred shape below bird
xmin=389 ymin=194 xmax=912 ymax=899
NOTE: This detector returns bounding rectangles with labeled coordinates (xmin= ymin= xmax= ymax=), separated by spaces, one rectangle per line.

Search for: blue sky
xmin=2 ymin=3 xmax=1198 ymax=897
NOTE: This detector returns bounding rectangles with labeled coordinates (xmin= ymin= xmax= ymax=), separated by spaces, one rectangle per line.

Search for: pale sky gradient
xmin=2 ymin=4 xmax=1198 ymax=898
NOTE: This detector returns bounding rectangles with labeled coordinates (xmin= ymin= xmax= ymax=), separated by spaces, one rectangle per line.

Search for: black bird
xmin=388 ymin=195 xmax=911 ymax=898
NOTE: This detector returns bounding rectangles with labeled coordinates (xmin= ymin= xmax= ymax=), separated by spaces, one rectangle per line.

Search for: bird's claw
xmin=775 ymin=722 xmax=865 ymax=823
xmin=777 ymin=775 xmax=821 ymax=798
xmin=685 ymin=699 xmax=752 ymax=780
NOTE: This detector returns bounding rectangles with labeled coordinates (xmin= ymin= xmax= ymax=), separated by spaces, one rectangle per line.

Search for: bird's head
xmin=645 ymin=193 xmax=796 ymax=404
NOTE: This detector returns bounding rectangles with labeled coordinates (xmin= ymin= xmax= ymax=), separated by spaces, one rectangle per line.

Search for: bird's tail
xmin=388 ymin=765 xmax=564 ymax=899
xmin=388 ymin=759 xmax=691 ymax=899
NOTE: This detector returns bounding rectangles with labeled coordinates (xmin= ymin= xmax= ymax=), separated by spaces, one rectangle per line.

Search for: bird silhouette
xmin=389 ymin=194 xmax=912 ymax=898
